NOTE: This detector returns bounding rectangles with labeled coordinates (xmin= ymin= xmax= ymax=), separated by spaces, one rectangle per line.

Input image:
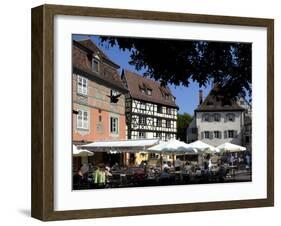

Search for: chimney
xmin=199 ymin=90 xmax=203 ymax=105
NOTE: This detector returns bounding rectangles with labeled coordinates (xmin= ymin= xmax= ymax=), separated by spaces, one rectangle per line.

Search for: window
xmin=156 ymin=119 xmax=162 ymax=127
xmin=139 ymin=116 xmax=146 ymax=125
xmin=204 ymin=131 xmax=210 ymax=139
xmin=226 ymin=113 xmax=235 ymax=122
xmin=214 ymin=113 xmax=221 ymax=122
xmin=92 ymin=59 xmax=99 ymax=72
xmin=166 ymin=108 xmax=172 ymax=115
xmin=99 ymin=115 xmax=102 ymax=122
xmin=166 ymin=133 xmax=171 ymax=141
xmin=214 ymin=131 xmax=221 ymax=139
xmin=166 ymin=120 xmax=171 ymax=128
xmin=77 ymin=109 xmax=88 ymax=129
xmin=162 ymin=119 xmax=166 ymax=128
xmin=165 ymin=94 xmax=169 ymax=100
xmin=157 ymin=105 xmax=162 ymax=113
xmin=203 ymin=114 xmax=210 ymax=122
xmin=77 ymin=76 xmax=87 ymax=95
xmin=156 ymin=132 xmax=162 ymax=139
xmin=139 ymin=132 xmax=146 ymax=139
xmin=147 ymin=89 xmax=152 ymax=95
xmin=140 ymin=88 xmax=146 ymax=94
xmin=110 ymin=117 xmax=118 ymax=134
xmin=140 ymin=102 xmax=146 ymax=110
xmin=228 ymin=130 xmax=235 ymax=138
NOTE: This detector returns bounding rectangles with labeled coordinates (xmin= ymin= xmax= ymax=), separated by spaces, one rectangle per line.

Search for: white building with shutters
xmin=187 ymin=87 xmax=250 ymax=148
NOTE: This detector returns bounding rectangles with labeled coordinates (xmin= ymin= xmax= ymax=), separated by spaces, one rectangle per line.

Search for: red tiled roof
xmin=123 ymin=70 xmax=178 ymax=108
xmin=72 ymin=40 xmax=126 ymax=92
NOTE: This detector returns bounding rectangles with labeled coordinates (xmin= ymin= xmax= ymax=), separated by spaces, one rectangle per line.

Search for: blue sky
xmin=73 ymin=34 xmax=212 ymax=115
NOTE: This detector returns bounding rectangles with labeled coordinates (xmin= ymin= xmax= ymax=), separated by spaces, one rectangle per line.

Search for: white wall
xmin=0 ymin=0 xmax=280 ymax=226
xmin=196 ymin=111 xmax=243 ymax=146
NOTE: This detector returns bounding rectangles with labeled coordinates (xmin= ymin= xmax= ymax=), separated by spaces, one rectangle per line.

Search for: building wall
xmin=186 ymin=117 xmax=197 ymax=143
xmin=126 ymin=99 xmax=177 ymax=165
xmin=72 ymin=73 xmax=126 ymax=143
xmin=194 ymin=111 xmax=244 ymax=146
xmin=128 ymin=99 xmax=177 ymax=141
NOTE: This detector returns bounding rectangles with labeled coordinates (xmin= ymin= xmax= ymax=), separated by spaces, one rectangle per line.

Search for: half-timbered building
xmin=122 ymin=70 xmax=178 ymax=142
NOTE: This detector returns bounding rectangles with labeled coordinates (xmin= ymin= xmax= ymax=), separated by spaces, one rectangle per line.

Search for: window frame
xmin=228 ymin=130 xmax=235 ymax=138
xmin=77 ymin=75 xmax=88 ymax=95
xmin=110 ymin=117 xmax=119 ymax=134
xmin=77 ymin=109 xmax=89 ymax=130
xmin=204 ymin=131 xmax=210 ymax=139
xmin=138 ymin=131 xmax=146 ymax=139
xmin=214 ymin=130 xmax=220 ymax=139
xmin=214 ymin=113 xmax=221 ymax=122
xmin=92 ymin=58 xmax=100 ymax=73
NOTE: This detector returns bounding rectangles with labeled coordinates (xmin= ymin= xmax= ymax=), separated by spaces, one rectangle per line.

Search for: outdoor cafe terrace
xmin=73 ymin=139 xmax=251 ymax=190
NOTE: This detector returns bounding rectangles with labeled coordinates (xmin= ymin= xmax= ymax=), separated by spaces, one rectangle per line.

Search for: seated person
xmin=159 ymin=168 xmax=170 ymax=185
xmin=111 ymin=162 xmax=120 ymax=171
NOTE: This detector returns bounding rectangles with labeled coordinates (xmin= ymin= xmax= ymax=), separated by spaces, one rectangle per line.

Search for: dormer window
xmin=214 ymin=113 xmax=221 ymax=122
xmin=140 ymin=88 xmax=146 ymax=94
xmin=92 ymin=58 xmax=99 ymax=73
xmin=226 ymin=113 xmax=235 ymax=122
xmin=202 ymin=114 xmax=210 ymax=122
xmin=139 ymin=82 xmax=152 ymax=96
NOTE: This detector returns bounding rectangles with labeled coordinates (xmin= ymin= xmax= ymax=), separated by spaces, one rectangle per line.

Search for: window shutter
xmin=219 ymin=131 xmax=222 ymax=139
xmin=234 ymin=130 xmax=238 ymax=138
xmin=224 ymin=130 xmax=227 ymax=138
xmin=110 ymin=118 xmax=113 ymax=132
xmin=224 ymin=115 xmax=227 ymax=122
xmin=201 ymin=131 xmax=204 ymax=139
xmin=209 ymin=115 xmax=214 ymax=122
xmin=210 ymin=131 xmax=213 ymax=139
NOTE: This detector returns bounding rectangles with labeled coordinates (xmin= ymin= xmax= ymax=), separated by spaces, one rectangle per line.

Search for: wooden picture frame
xmin=31 ymin=4 xmax=274 ymax=221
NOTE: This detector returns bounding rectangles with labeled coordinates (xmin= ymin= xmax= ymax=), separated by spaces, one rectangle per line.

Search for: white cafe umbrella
xmin=188 ymin=140 xmax=217 ymax=154
xmin=216 ymin=142 xmax=246 ymax=153
xmin=148 ymin=139 xmax=195 ymax=154
xmin=73 ymin=145 xmax=94 ymax=157
xmin=148 ymin=140 xmax=195 ymax=169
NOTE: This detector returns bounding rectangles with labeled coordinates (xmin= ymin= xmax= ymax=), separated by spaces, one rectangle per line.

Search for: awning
xmin=73 ymin=145 xmax=94 ymax=157
xmin=78 ymin=139 xmax=160 ymax=153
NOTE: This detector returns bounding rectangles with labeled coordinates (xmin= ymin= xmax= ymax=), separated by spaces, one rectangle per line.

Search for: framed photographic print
xmin=31 ymin=4 xmax=274 ymax=221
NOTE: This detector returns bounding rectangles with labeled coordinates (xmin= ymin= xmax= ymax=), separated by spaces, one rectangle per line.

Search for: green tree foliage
xmin=99 ymin=37 xmax=252 ymax=100
xmin=177 ymin=113 xmax=192 ymax=141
